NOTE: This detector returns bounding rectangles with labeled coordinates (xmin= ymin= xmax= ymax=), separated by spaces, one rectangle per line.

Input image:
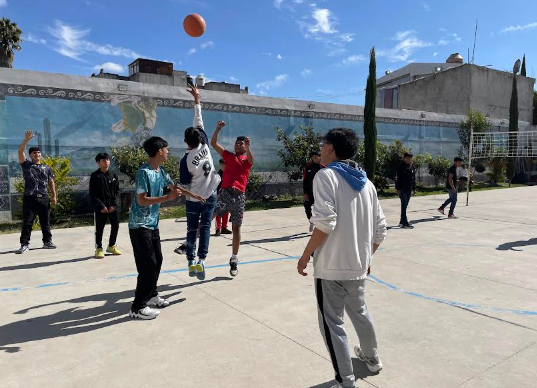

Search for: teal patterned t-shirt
xmin=128 ymin=163 xmax=173 ymax=230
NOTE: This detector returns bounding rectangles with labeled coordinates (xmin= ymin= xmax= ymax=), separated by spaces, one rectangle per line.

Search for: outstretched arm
xmin=18 ymin=130 xmax=34 ymax=163
xmin=245 ymin=137 xmax=255 ymax=165
xmin=211 ymin=121 xmax=226 ymax=157
xmin=187 ymin=85 xmax=209 ymax=144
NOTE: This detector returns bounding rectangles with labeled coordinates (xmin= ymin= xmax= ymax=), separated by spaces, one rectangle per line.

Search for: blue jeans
xmin=185 ymin=192 xmax=217 ymax=261
xmin=441 ymin=189 xmax=457 ymax=215
xmin=399 ymin=190 xmax=411 ymax=225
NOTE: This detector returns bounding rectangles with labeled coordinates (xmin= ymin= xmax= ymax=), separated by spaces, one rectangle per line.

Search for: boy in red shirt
xmin=211 ymin=121 xmax=254 ymax=276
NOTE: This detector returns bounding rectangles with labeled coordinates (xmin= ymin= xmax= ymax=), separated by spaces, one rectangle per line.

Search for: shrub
xmin=355 ymin=140 xmax=388 ymax=190
xmin=487 ymin=156 xmax=506 ymax=185
xmin=275 ymin=126 xmax=323 ymax=181
xmin=427 ymin=155 xmax=451 ymax=187
xmin=246 ymin=171 xmax=264 ymax=197
xmin=413 ymin=153 xmax=432 ymax=185
xmin=15 ymin=156 xmax=79 ymax=224
xmin=381 ymin=140 xmax=411 ymax=181
xmin=110 ymin=146 xmax=181 ymax=184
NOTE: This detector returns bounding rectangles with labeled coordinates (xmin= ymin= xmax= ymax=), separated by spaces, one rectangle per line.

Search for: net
xmin=470 ymin=131 xmax=537 ymax=159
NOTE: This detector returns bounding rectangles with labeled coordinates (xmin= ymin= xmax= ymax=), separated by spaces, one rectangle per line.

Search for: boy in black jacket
xmin=89 ymin=153 xmax=122 ymax=258
xmin=303 ymin=151 xmax=322 ymax=232
xmin=395 ymin=152 xmax=416 ymax=229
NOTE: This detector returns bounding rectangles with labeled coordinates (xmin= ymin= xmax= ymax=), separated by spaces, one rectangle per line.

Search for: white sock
xmin=231 ymin=254 xmax=237 ymax=260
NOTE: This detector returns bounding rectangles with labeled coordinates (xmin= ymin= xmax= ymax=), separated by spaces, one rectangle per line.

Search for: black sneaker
xmin=43 ymin=241 xmax=57 ymax=249
xmin=174 ymin=243 xmax=186 ymax=255
xmin=16 ymin=244 xmax=29 ymax=254
xmin=221 ymin=228 xmax=232 ymax=235
xmin=403 ymin=224 xmax=414 ymax=229
xmin=229 ymin=257 xmax=238 ymax=277
xmin=215 ymin=229 xmax=221 ymax=237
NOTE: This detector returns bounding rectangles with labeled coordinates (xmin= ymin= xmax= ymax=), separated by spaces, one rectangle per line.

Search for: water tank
xmin=446 ymin=53 xmax=463 ymax=64
xmin=196 ymin=74 xmax=205 ymax=87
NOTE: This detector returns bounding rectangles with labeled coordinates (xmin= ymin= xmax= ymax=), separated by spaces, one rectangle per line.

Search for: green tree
xmin=0 ymin=18 xmax=22 ymax=68
xmin=15 ymin=156 xmax=79 ymax=224
xmin=427 ymin=155 xmax=451 ymax=187
xmin=246 ymin=171 xmax=264 ymax=197
xmin=413 ymin=153 xmax=432 ymax=185
xmin=521 ymin=54 xmax=526 ymax=77
xmin=354 ymin=140 xmax=388 ymax=190
xmin=363 ymin=47 xmax=377 ymax=180
xmin=458 ymin=110 xmax=491 ymax=158
xmin=487 ymin=155 xmax=506 ymax=185
xmin=381 ymin=140 xmax=410 ymax=181
xmin=275 ymin=126 xmax=323 ymax=181
xmin=507 ymin=69 xmax=519 ymax=183
xmin=110 ymin=146 xmax=181 ymax=184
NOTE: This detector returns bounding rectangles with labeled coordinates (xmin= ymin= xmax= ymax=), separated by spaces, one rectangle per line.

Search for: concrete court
xmin=0 ymin=187 xmax=536 ymax=388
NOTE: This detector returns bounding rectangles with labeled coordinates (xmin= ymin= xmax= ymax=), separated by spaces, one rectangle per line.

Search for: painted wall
xmin=0 ymin=68 xmax=513 ymax=221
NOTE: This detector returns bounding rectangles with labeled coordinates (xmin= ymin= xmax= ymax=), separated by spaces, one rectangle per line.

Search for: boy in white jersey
xmin=179 ymin=85 xmax=221 ymax=280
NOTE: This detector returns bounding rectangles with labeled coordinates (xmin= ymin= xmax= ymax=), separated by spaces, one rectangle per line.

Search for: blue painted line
xmin=368 ymin=275 xmax=537 ymax=316
xmin=36 ymin=282 xmax=70 ymax=288
xmin=2 ymin=255 xmax=536 ymax=316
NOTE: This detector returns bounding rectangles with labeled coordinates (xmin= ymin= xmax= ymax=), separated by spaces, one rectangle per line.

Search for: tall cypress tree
xmin=507 ymin=69 xmax=518 ymax=183
xmin=363 ymin=47 xmax=377 ymax=181
xmin=521 ymin=54 xmax=526 ymax=77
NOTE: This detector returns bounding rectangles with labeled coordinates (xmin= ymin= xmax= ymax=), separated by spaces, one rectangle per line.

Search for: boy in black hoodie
xmin=395 ymin=152 xmax=416 ymax=228
xmin=89 ymin=153 xmax=121 ymax=259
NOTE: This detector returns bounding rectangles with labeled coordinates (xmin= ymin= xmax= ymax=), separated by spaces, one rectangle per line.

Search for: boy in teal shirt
xmin=129 ymin=136 xmax=202 ymax=320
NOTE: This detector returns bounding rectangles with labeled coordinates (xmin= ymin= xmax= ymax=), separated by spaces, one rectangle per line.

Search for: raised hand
xmin=187 ymin=85 xmax=200 ymax=103
xmin=217 ymin=120 xmax=226 ymax=129
xmin=24 ymin=130 xmax=34 ymax=142
xmin=244 ymin=137 xmax=251 ymax=149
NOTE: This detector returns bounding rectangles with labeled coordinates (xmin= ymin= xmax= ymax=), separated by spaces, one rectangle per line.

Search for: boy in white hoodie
xmin=297 ymin=128 xmax=387 ymax=388
xmin=179 ymin=85 xmax=221 ymax=281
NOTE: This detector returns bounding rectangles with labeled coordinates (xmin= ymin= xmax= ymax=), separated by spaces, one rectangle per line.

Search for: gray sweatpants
xmin=315 ymin=278 xmax=379 ymax=388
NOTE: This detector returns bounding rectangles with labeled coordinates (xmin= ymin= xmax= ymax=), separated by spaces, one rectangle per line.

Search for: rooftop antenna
xmin=472 ymin=19 xmax=478 ymax=64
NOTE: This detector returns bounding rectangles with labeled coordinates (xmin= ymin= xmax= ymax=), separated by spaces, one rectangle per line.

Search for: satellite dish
xmin=513 ymin=59 xmax=521 ymax=74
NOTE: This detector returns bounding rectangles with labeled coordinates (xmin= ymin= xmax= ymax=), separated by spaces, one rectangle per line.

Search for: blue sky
xmin=3 ymin=0 xmax=537 ymax=105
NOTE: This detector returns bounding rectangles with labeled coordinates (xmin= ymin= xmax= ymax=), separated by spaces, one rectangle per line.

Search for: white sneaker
xmin=148 ymin=295 xmax=170 ymax=308
xmin=309 ymin=223 xmax=315 ymax=232
xmin=354 ymin=345 xmax=383 ymax=373
xmin=129 ymin=306 xmax=160 ymax=320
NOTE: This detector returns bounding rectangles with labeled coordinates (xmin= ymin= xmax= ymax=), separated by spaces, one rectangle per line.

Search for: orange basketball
xmin=183 ymin=14 xmax=206 ymax=38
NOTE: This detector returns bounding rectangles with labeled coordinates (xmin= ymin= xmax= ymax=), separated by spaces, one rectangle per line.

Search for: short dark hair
xmin=219 ymin=158 xmax=225 ymax=164
xmin=28 ymin=147 xmax=41 ymax=154
xmin=454 ymin=157 xmax=463 ymax=162
xmin=236 ymin=136 xmax=246 ymax=142
xmin=95 ymin=152 xmax=110 ymax=162
xmin=323 ymin=128 xmax=358 ymax=160
xmin=143 ymin=136 xmax=168 ymax=157
xmin=184 ymin=127 xmax=202 ymax=148
xmin=404 ymin=152 xmax=413 ymax=158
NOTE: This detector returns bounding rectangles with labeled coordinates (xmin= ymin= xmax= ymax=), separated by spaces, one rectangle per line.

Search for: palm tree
xmin=0 ymin=18 xmax=22 ymax=68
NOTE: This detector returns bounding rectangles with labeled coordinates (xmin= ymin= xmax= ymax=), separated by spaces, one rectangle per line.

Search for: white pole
xmin=466 ymin=124 xmax=474 ymax=206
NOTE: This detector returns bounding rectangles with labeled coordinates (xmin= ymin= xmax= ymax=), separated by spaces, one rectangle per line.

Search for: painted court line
xmin=1 ymin=255 xmax=536 ymax=316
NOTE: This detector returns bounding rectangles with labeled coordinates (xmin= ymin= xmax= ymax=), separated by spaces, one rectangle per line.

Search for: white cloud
xmin=501 ymin=21 xmax=537 ymax=33
xmin=309 ymin=8 xmax=337 ymax=34
xmin=452 ymin=33 xmax=461 ymax=41
xmin=229 ymin=76 xmax=238 ymax=82
xmin=341 ymin=54 xmax=367 ymax=66
xmin=293 ymin=0 xmax=304 ymax=3
xmin=274 ymin=0 xmax=284 ymax=9
xmin=438 ymin=39 xmax=449 ymax=46
xmin=339 ymin=33 xmax=355 ymax=42
xmin=277 ymin=54 xmax=283 ymax=60
xmin=301 ymin=68 xmax=312 ymax=78
xmin=378 ymin=30 xmax=432 ymax=62
xmin=187 ymin=48 xmax=197 ymax=55
xmin=439 ymin=27 xmax=446 ymax=32
xmin=433 ymin=52 xmax=439 ymax=57
xmin=0 ymin=0 xmax=8 ymax=7
xmin=327 ymin=47 xmax=347 ymax=57
xmin=421 ymin=2 xmax=430 ymax=11
xmin=93 ymin=62 xmax=125 ymax=74
xmin=438 ymin=32 xmax=461 ymax=46
xmin=48 ymin=20 xmax=142 ymax=61
xmin=200 ymin=41 xmax=214 ymax=49
xmin=256 ymin=74 xmax=289 ymax=90
xmin=24 ymin=33 xmax=47 ymax=45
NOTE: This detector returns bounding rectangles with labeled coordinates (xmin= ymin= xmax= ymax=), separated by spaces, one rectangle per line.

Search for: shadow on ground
xmin=496 ymin=238 xmax=537 ymax=251
xmin=308 ymin=357 xmax=378 ymax=387
xmin=387 ymin=215 xmax=445 ymax=230
xmin=0 ymin=256 xmax=94 ymax=272
xmin=229 ymin=233 xmax=311 ymax=246
xmin=1 ymin=277 xmax=231 ymax=353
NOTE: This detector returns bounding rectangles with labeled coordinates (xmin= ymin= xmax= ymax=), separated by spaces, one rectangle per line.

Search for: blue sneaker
xmin=196 ymin=260 xmax=206 ymax=281
xmin=188 ymin=259 xmax=197 ymax=277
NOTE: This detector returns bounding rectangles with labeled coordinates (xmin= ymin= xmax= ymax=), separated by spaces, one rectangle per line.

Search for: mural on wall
xmin=2 ymin=83 xmax=462 ymax=183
